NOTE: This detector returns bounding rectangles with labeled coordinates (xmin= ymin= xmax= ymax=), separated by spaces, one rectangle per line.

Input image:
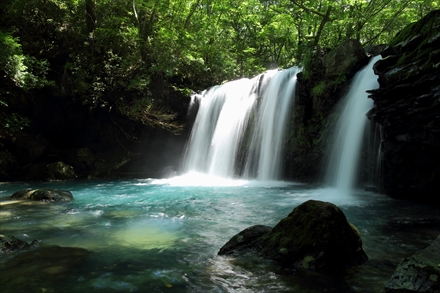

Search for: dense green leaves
xmin=0 ymin=0 xmax=437 ymax=133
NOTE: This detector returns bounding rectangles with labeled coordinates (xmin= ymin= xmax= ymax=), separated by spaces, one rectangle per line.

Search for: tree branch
xmin=290 ymin=0 xmax=334 ymax=20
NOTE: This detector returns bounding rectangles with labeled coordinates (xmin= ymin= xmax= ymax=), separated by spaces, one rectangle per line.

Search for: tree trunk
xmin=314 ymin=6 xmax=332 ymax=46
xmin=86 ymin=0 xmax=97 ymax=34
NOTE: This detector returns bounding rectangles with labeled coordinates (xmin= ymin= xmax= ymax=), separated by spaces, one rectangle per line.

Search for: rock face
xmin=11 ymin=188 xmax=74 ymax=202
xmin=218 ymin=200 xmax=367 ymax=271
xmin=322 ymin=39 xmax=369 ymax=78
xmin=286 ymin=40 xmax=370 ymax=182
xmin=368 ymin=10 xmax=440 ymax=200
xmin=385 ymin=234 xmax=440 ymax=293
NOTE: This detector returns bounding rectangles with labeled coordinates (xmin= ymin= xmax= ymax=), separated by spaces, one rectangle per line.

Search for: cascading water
xmin=244 ymin=67 xmax=300 ymax=180
xmin=182 ymin=67 xmax=300 ymax=180
xmin=325 ymin=55 xmax=381 ymax=193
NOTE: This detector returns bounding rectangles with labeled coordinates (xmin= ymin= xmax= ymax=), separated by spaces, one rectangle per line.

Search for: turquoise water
xmin=1 ymin=175 xmax=439 ymax=293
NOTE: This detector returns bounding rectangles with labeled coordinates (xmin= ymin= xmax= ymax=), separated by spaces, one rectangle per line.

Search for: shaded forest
xmin=0 ymin=0 xmax=437 ymax=180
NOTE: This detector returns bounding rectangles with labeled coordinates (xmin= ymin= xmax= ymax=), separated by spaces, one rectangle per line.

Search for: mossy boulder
xmin=218 ymin=200 xmax=367 ymax=271
xmin=11 ymin=188 xmax=73 ymax=202
xmin=47 ymin=161 xmax=76 ymax=180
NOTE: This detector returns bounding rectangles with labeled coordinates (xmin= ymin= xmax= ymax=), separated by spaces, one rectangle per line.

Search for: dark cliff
xmin=368 ymin=10 xmax=440 ymax=200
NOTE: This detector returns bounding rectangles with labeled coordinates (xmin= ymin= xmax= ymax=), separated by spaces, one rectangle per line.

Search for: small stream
xmin=1 ymin=176 xmax=439 ymax=293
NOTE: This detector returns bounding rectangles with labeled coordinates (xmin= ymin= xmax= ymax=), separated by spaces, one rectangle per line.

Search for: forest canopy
xmin=0 ymin=0 xmax=437 ymax=133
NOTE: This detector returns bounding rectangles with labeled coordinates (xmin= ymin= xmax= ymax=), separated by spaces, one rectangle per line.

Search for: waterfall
xmin=182 ymin=67 xmax=300 ymax=180
xmin=244 ymin=67 xmax=300 ymax=180
xmin=325 ymin=55 xmax=381 ymax=192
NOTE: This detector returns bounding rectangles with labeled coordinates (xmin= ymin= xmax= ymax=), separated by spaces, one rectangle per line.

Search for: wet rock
xmin=218 ymin=225 xmax=272 ymax=256
xmin=0 ymin=235 xmax=40 ymax=255
xmin=218 ymin=200 xmax=367 ymax=271
xmin=367 ymin=10 xmax=440 ymax=201
xmin=11 ymin=188 xmax=73 ymax=202
xmin=47 ymin=161 xmax=76 ymax=180
xmin=0 ymin=245 xmax=91 ymax=292
xmin=385 ymin=234 xmax=440 ymax=293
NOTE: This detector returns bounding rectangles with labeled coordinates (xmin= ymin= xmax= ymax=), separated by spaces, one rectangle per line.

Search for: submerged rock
xmin=218 ymin=200 xmax=367 ymax=271
xmin=385 ymin=234 xmax=440 ymax=293
xmin=11 ymin=188 xmax=73 ymax=202
xmin=0 ymin=245 xmax=91 ymax=292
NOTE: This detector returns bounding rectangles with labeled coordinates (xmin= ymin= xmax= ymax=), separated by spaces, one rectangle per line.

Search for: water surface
xmin=1 ymin=177 xmax=439 ymax=292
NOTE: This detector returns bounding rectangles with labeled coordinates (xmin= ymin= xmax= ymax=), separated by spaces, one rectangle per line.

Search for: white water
xmin=245 ymin=67 xmax=300 ymax=180
xmin=326 ymin=56 xmax=381 ymax=193
xmin=182 ymin=67 xmax=300 ymax=180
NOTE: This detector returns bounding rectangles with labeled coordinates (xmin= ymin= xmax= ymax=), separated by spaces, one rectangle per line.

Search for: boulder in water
xmin=218 ymin=225 xmax=272 ymax=256
xmin=11 ymin=188 xmax=73 ymax=202
xmin=219 ymin=200 xmax=368 ymax=271
xmin=385 ymin=234 xmax=440 ymax=293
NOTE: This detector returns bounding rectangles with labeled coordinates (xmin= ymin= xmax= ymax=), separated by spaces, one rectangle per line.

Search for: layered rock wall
xmin=368 ymin=10 xmax=440 ymax=200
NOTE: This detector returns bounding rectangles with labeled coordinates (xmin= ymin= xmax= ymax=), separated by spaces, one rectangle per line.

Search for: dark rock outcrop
xmin=368 ymin=10 xmax=440 ymax=201
xmin=47 ymin=161 xmax=76 ymax=180
xmin=219 ymin=200 xmax=367 ymax=271
xmin=286 ymin=40 xmax=370 ymax=182
xmin=11 ymin=188 xmax=73 ymax=202
xmin=385 ymin=234 xmax=440 ymax=293
xmin=322 ymin=39 xmax=369 ymax=78
xmin=0 ymin=235 xmax=40 ymax=255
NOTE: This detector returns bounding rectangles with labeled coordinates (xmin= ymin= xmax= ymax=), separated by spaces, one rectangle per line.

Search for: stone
xmin=11 ymin=188 xmax=74 ymax=202
xmin=367 ymin=10 xmax=440 ymax=201
xmin=47 ymin=161 xmax=76 ymax=180
xmin=385 ymin=234 xmax=440 ymax=293
xmin=218 ymin=225 xmax=272 ymax=256
xmin=218 ymin=200 xmax=367 ymax=271
xmin=0 ymin=235 xmax=40 ymax=255
xmin=260 ymin=200 xmax=368 ymax=270
xmin=322 ymin=39 xmax=369 ymax=78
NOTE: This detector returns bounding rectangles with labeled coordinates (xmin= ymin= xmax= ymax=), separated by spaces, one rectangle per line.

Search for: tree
xmin=0 ymin=0 xmax=437 ymax=137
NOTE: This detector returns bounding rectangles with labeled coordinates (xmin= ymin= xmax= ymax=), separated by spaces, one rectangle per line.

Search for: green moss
xmin=390 ymin=10 xmax=440 ymax=47
xmin=312 ymin=81 xmax=327 ymax=97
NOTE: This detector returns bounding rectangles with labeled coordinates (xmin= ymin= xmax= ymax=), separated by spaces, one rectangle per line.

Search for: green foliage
xmin=0 ymin=0 xmax=438 ymax=134
xmin=0 ymin=31 xmax=53 ymax=90
xmin=312 ymin=81 xmax=327 ymax=97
